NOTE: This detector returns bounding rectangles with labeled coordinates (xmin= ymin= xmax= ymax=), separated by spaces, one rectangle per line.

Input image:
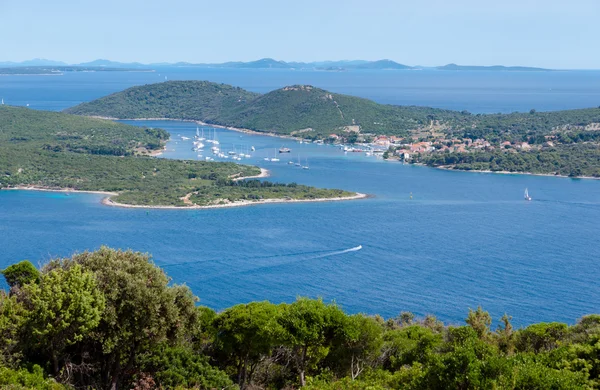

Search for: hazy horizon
xmin=0 ymin=57 xmax=592 ymax=70
xmin=1 ymin=0 xmax=599 ymax=69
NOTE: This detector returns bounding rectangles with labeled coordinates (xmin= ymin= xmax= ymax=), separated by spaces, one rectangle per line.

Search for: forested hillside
xmin=66 ymin=80 xmax=600 ymax=139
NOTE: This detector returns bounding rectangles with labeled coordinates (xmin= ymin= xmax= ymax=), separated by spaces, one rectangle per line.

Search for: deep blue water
xmin=1 ymin=68 xmax=600 ymax=113
xmin=1 ymin=70 xmax=600 ymax=326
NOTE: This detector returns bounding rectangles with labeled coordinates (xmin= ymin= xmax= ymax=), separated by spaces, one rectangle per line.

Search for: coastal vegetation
xmin=65 ymin=80 xmax=600 ymax=177
xmin=416 ymin=143 xmax=600 ymax=177
xmin=1 ymin=247 xmax=600 ymax=389
xmin=0 ymin=106 xmax=354 ymax=206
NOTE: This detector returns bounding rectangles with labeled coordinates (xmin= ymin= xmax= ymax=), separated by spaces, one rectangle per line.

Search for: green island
xmin=0 ymin=247 xmax=599 ymax=389
xmin=66 ymin=80 xmax=600 ymax=177
xmin=0 ymin=106 xmax=357 ymax=207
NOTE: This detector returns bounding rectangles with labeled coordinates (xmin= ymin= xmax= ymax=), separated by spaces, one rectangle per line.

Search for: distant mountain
xmin=437 ymin=63 xmax=552 ymax=72
xmin=76 ymin=59 xmax=146 ymax=68
xmin=0 ymin=58 xmax=556 ymax=71
xmin=218 ymin=58 xmax=291 ymax=69
xmin=0 ymin=66 xmax=153 ymax=75
xmin=0 ymin=58 xmax=68 ymax=67
xmin=352 ymin=59 xmax=412 ymax=70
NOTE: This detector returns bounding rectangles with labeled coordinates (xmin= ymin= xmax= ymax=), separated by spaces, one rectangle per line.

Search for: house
xmin=396 ymin=149 xmax=410 ymax=161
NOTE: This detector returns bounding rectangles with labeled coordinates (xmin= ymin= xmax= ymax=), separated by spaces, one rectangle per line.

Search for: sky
xmin=1 ymin=0 xmax=598 ymax=69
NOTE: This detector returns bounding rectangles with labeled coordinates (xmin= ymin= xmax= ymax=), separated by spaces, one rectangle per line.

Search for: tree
xmin=212 ymin=301 xmax=283 ymax=388
xmin=382 ymin=325 xmax=442 ymax=371
xmin=0 ymin=292 xmax=27 ymax=366
xmin=1 ymin=260 xmax=40 ymax=289
xmin=465 ymin=306 xmax=492 ymax=340
xmin=496 ymin=313 xmax=514 ymax=354
xmin=515 ymin=322 xmax=568 ymax=353
xmin=337 ymin=314 xmax=383 ymax=380
xmin=278 ymin=298 xmax=345 ymax=386
xmin=137 ymin=344 xmax=233 ymax=390
xmin=44 ymin=247 xmax=199 ymax=390
xmin=22 ymin=264 xmax=105 ymax=376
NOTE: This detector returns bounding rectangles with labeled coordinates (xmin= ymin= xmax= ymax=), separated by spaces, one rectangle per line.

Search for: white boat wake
xmin=161 ymin=245 xmax=364 ymax=280
xmin=282 ymin=245 xmax=363 ymax=262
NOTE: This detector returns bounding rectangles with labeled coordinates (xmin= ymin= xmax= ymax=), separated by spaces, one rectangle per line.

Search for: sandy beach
xmin=230 ymin=168 xmax=270 ymax=181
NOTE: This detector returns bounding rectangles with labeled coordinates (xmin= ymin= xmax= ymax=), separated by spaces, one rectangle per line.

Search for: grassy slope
xmin=0 ymin=106 xmax=353 ymax=206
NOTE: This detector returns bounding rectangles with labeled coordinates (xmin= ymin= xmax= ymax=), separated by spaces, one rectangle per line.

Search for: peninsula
xmin=66 ymin=80 xmax=600 ymax=177
xmin=0 ymin=106 xmax=359 ymax=207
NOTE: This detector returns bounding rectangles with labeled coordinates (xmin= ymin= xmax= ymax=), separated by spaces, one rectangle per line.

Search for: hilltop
xmin=65 ymin=81 xmax=459 ymax=136
xmin=66 ymin=80 xmax=600 ymax=139
xmin=0 ymin=105 xmax=356 ymax=206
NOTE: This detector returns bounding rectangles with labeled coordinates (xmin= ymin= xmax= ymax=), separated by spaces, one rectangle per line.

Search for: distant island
xmin=66 ymin=80 xmax=600 ymax=178
xmin=0 ymin=66 xmax=153 ymax=75
xmin=0 ymin=57 xmax=559 ymax=71
xmin=0 ymin=105 xmax=360 ymax=207
xmin=436 ymin=63 xmax=552 ymax=72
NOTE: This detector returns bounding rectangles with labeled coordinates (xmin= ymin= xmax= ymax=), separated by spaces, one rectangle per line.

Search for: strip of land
xmin=102 ymin=190 xmax=368 ymax=210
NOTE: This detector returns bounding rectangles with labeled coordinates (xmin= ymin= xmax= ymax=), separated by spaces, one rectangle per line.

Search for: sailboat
xmin=195 ymin=127 xmax=206 ymax=141
xmin=271 ymin=152 xmax=279 ymax=162
xmin=1 ymin=98 xmax=4 ymax=105
xmin=302 ymin=158 xmax=309 ymax=170
xmin=524 ymin=188 xmax=532 ymax=201
xmin=295 ymin=155 xmax=301 ymax=167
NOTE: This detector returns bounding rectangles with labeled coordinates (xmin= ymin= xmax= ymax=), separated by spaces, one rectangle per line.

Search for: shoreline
xmin=101 ymin=191 xmax=368 ymax=210
xmin=230 ymin=167 xmax=270 ymax=181
xmin=2 ymin=186 xmax=118 ymax=196
xmin=2 ymin=169 xmax=368 ymax=210
xmin=90 ymin=116 xmax=600 ymax=181
xmin=88 ymin=116 xmax=305 ymax=141
xmin=433 ymin=165 xmax=600 ymax=180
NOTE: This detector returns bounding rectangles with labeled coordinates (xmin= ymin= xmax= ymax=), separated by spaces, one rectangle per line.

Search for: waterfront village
xmin=324 ymin=129 xmax=549 ymax=161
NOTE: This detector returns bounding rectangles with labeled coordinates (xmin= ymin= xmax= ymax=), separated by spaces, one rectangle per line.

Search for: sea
xmin=1 ymin=68 xmax=600 ymax=326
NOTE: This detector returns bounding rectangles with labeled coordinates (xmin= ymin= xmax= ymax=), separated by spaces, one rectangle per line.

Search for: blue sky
xmin=1 ymin=0 xmax=598 ymax=68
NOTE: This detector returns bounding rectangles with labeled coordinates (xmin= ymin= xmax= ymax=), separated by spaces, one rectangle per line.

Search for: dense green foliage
xmin=1 ymin=261 xmax=40 ymax=289
xmin=417 ymin=144 xmax=600 ymax=177
xmin=1 ymin=248 xmax=600 ymax=389
xmin=65 ymin=81 xmax=260 ymax=122
xmin=65 ymin=80 xmax=600 ymax=140
xmin=64 ymin=81 xmax=466 ymax=136
xmin=0 ymin=106 xmax=353 ymax=206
